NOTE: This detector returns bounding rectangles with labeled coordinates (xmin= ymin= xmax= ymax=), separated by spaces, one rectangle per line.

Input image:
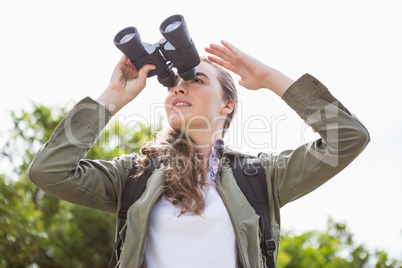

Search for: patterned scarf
xmin=209 ymin=139 xmax=225 ymax=184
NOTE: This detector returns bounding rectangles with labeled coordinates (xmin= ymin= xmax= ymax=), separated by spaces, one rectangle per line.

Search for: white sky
xmin=1 ymin=0 xmax=402 ymax=260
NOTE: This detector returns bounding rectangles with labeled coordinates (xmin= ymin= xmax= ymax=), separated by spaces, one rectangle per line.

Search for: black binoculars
xmin=113 ymin=14 xmax=200 ymax=87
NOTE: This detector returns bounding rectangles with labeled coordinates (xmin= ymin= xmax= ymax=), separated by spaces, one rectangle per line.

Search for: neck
xmin=186 ymin=130 xmax=223 ymax=170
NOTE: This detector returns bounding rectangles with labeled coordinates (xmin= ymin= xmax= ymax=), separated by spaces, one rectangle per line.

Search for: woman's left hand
xmin=205 ymin=40 xmax=294 ymax=96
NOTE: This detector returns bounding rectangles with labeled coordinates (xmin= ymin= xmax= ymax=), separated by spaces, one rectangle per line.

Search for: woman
xmin=29 ymin=40 xmax=370 ymax=268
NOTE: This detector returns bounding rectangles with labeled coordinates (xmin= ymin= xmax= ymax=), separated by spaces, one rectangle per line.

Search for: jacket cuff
xmin=67 ymin=97 xmax=112 ymax=134
xmin=49 ymin=97 xmax=112 ymax=148
xmin=282 ymin=73 xmax=350 ymax=119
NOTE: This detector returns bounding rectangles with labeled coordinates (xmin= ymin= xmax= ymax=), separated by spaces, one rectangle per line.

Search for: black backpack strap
xmin=109 ymin=160 xmax=158 ymax=268
xmin=229 ymin=155 xmax=276 ymax=268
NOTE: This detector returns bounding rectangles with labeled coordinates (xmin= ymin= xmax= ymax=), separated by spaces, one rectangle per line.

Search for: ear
xmin=221 ymin=100 xmax=234 ymax=115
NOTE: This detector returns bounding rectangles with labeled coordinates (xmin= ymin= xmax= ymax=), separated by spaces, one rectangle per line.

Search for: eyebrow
xmin=195 ymin=72 xmax=210 ymax=80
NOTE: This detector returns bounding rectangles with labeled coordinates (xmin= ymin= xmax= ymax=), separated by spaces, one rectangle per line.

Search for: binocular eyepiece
xmin=114 ymin=14 xmax=201 ymax=87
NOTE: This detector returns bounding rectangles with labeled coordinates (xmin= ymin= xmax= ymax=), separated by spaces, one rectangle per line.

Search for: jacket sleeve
xmin=260 ymin=74 xmax=370 ymax=208
xmin=28 ymin=97 xmax=136 ymax=214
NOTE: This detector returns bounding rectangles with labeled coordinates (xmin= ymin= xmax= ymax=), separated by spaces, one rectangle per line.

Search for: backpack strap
xmin=109 ymin=160 xmax=158 ymax=268
xmin=229 ymin=155 xmax=276 ymax=268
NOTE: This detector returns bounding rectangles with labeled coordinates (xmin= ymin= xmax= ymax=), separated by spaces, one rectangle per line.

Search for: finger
xmin=143 ymin=64 xmax=156 ymax=75
xmin=125 ymin=57 xmax=136 ymax=68
xmin=221 ymin=40 xmax=242 ymax=55
xmin=116 ymin=54 xmax=138 ymax=76
xmin=138 ymin=64 xmax=156 ymax=81
xmin=207 ymin=44 xmax=233 ymax=62
xmin=205 ymin=45 xmax=227 ymax=57
xmin=206 ymin=55 xmax=225 ymax=66
xmin=207 ymin=55 xmax=234 ymax=72
xmin=118 ymin=54 xmax=128 ymax=64
xmin=117 ymin=54 xmax=137 ymax=70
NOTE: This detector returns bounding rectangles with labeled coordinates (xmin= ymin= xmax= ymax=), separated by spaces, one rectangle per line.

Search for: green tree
xmin=278 ymin=218 xmax=402 ymax=268
xmin=0 ymin=102 xmax=161 ymax=267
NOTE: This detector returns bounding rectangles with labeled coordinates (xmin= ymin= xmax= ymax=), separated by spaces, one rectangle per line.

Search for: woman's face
xmin=165 ymin=61 xmax=232 ymax=136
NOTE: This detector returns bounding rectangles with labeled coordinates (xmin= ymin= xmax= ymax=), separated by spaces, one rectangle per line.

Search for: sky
xmin=1 ymin=0 xmax=402 ymax=260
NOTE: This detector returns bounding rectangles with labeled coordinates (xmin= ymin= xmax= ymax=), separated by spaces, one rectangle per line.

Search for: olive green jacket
xmin=28 ymin=74 xmax=370 ymax=268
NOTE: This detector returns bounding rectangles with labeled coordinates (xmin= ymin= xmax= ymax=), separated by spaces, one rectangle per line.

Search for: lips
xmin=171 ymin=98 xmax=192 ymax=109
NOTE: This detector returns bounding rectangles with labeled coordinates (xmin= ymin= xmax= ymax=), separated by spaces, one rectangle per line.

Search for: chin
xmin=168 ymin=111 xmax=213 ymax=133
xmin=168 ymin=114 xmax=186 ymax=130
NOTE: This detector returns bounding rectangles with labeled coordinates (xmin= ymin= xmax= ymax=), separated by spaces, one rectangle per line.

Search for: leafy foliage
xmin=0 ymin=102 xmax=161 ymax=267
xmin=278 ymin=218 xmax=401 ymax=268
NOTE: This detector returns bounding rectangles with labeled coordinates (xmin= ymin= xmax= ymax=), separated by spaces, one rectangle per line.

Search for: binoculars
xmin=113 ymin=14 xmax=200 ymax=87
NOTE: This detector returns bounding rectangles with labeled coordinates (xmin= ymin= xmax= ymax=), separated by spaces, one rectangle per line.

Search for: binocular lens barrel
xmin=114 ymin=27 xmax=148 ymax=62
xmin=160 ymin=14 xmax=191 ymax=50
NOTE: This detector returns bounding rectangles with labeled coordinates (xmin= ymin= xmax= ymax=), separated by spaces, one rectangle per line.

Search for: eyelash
xmin=167 ymin=76 xmax=204 ymax=91
xmin=192 ymin=77 xmax=203 ymax=84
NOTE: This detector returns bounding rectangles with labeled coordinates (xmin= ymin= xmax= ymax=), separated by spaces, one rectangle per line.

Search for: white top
xmin=143 ymin=174 xmax=237 ymax=268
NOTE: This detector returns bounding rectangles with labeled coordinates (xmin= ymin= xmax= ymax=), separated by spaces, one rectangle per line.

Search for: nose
xmin=174 ymin=79 xmax=188 ymax=95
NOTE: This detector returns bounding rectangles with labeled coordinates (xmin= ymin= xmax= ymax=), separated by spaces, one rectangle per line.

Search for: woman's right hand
xmin=96 ymin=55 xmax=155 ymax=115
